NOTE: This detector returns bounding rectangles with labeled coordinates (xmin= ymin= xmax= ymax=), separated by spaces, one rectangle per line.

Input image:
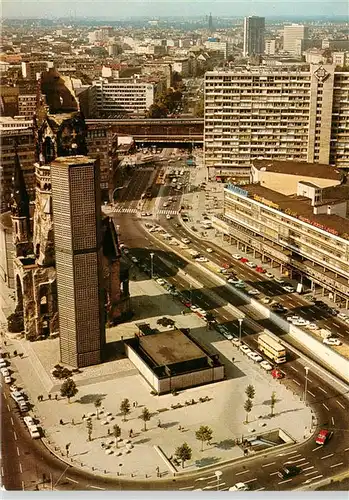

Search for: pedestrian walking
xmin=48 ymin=394 xmax=51 ymax=400
xmin=13 ymin=350 xmax=17 ymax=356
xmin=157 ymin=419 xmax=161 ymax=428
xmin=72 ymin=418 xmax=75 ymax=425
xmin=178 ymin=424 xmax=182 ymax=431
xmin=82 ymin=414 xmax=86 ymax=420
xmin=59 ymin=419 xmax=64 ymax=425
xmin=37 ymin=396 xmax=40 ymax=402
xmin=232 ymin=357 xmax=235 ymax=363
xmin=55 ymin=394 xmax=58 ymax=400
xmin=4 ymin=340 xmax=7 ymax=346
xmin=107 ymin=428 xmax=110 ymax=435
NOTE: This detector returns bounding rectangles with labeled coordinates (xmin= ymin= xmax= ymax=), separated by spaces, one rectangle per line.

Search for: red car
xmin=256 ymin=266 xmax=266 ymax=273
xmin=240 ymin=257 xmax=249 ymax=263
xmin=315 ymin=429 xmax=333 ymax=445
xmin=271 ymin=368 xmax=284 ymax=379
xmin=222 ymin=263 xmax=230 ymax=269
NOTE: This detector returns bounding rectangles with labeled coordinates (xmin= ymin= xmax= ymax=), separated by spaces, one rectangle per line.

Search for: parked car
xmin=256 ymin=266 xmax=265 ymax=273
xmin=305 ymin=323 xmax=318 ymax=330
xmin=223 ymin=332 xmax=234 ymax=341
xmin=181 ymin=238 xmax=191 ymax=244
xmin=240 ymin=257 xmax=249 ymax=263
xmin=274 ymin=277 xmax=285 ymax=284
xmin=283 ymin=285 xmax=295 ymax=293
xmin=240 ymin=345 xmax=252 ymax=355
xmin=1 ymin=368 xmax=10 ymax=377
xmin=4 ymin=375 xmax=12 ymax=384
xmin=315 ymin=429 xmax=333 ymax=445
xmin=229 ymin=483 xmax=249 ymax=492
xmin=277 ymin=465 xmax=301 ymax=479
xmin=156 ymin=278 xmax=166 ymax=286
xmin=246 ymin=261 xmax=257 ymax=268
xmin=248 ymin=352 xmax=263 ymax=363
xmin=196 ymin=257 xmax=208 ymax=262
xmin=231 ymin=337 xmax=242 ymax=347
xmin=265 ymin=272 xmax=274 ymax=279
xmin=247 ymin=289 xmax=260 ymax=296
xmin=271 ymin=368 xmax=284 ymax=379
xmin=323 ymin=337 xmax=342 ymax=346
xmin=262 ymin=297 xmax=272 ymax=304
xmin=260 ymin=361 xmax=273 ymax=371
xmin=206 ymin=247 xmax=213 ymax=253
xmin=232 ymin=254 xmax=242 ymax=260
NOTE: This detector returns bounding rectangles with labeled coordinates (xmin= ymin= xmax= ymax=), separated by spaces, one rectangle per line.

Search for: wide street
xmin=2 ymin=150 xmax=348 ymax=491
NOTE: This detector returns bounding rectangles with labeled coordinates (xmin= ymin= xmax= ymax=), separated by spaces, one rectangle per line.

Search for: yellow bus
xmin=258 ymin=333 xmax=286 ymax=364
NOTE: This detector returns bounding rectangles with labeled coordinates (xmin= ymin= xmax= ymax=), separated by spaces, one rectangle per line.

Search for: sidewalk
xmin=3 ymin=265 xmax=313 ymax=482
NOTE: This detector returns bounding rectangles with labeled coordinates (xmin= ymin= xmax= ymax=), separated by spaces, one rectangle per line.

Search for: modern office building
xmin=18 ymin=94 xmax=38 ymax=118
xmin=93 ymin=78 xmax=155 ymax=114
xmin=283 ymin=24 xmax=309 ymax=55
xmin=243 ymin=16 xmax=265 ymax=57
xmin=51 ymin=156 xmax=105 ymax=368
xmin=212 ymin=160 xmax=349 ymax=307
xmin=204 ymin=64 xmax=349 ymax=180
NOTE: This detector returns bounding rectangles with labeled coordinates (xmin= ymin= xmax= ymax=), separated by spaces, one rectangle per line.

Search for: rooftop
xmin=252 ymin=159 xmax=343 ymax=182
xmin=139 ymin=329 xmax=206 ymax=367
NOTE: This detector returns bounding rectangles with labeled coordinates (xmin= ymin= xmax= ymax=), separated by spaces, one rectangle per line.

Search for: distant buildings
xmin=93 ymin=78 xmax=155 ymax=114
xmin=283 ymin=24 xmax=309 ymax=56
xmin=204 ymin=64 xmax=349 ymax=180
xmin=243 ymin=16 xmax=265 ymax=57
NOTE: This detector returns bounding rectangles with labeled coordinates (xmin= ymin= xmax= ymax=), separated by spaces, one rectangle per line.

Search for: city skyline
xmin=2 ymin=0 xmax=347 ymax=20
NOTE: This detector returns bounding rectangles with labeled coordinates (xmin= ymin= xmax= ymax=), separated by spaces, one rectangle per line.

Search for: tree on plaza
xmin=60 ymin=378 xmax=78 ymax=403
xmin=120 ymin=398 xmax=131 ymax=422
xmin=175 ymin=442 xmax=192 ymax=468
xmin=147 ymin=103 xmax=168 ymax=118
xmin=113 ymin=424 xmax=121 ymax=447
xmin=195 ymin=425 xmax=213 ymax=451
xmin=270 ymin=391 xmax=277 ymax=417
xmin=245 ymin=384 xmax=255 ymax=400
xmin=94 ymin=398 xmax=102 ymax=420
xmin=244 ymin=398 xmax=253 ymax=423
xmin=139 ymin=407 xmax=151 ymax=431
xmin=86 ymin=419 xmax=93 ymax=441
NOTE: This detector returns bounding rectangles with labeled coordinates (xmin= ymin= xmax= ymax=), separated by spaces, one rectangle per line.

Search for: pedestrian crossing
xmin=109 ymin=207 xmax=180 ymax=216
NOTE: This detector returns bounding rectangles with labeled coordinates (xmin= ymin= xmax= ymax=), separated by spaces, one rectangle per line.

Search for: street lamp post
xmin=150 ymin=253 xmax=154 ymax=279
xmin=238 ymin=318 xmax=243 ymax=344
xmin=304 ymin=366 xmax=310 ymax=403
xmin=214 ymin=470 xmax=223 ymax=491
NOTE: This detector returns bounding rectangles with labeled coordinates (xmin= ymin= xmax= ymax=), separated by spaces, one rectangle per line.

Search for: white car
xmin=169 ymin=239 xmax=178 ymax=246
xmin=24 ymin=416 xmax=36 ymax=427
xmin=181 ymin=238 xmax=190 ymax=244
xmin=248 ymin=352 xmax=263 ymax=362
xmin=231 ymin=337 xmax=242 ymax=347
xmin=232 ymin=254 xmax=242 ymax=260
xmin=262 ymin=297 xmax=272 ymax=304
xmin=293 ymin=318 xmax=309 ymax=326
xmin=323 ymin=337 xmax=342 ymax=346
xmin=235 ymin=282 xmax=246 ymax=289
xmin=260 ymin=360 xmax=273 ymax=371
xmin=163 ymin=202 xmax=169 ymax=208
xmin=287 ymin=315 xmax=300 ymax=323
xmin=305 ymin=323 xmax=318 ymax=330
xmin=131 ymin=256 xmax=138 ymax=263
xmin=166 ymin=215 xmax=172 ymax=220
xmin=229 ymin=483 xmax=249 ymax=492
xmin=0 ymin=359 xmax=7 ymax=369
xmin=338 ymin=313 xmax=348 ymax=320
xmin=283 ymin=285 xmax=295 ymax=293
xmin=190 ymin=305 xmax=199 ymax=312
xmin=223 ymin=332 xmax=234 ymax=340
xmin=265 ymin=272 xmax=274 ymax=279
xmin=1 ymin=368 xmax=10 ymax=377
xmin=123 ymin=248 xmax=129 ymax=254
xmin=196 ymin=257 xmax=208 ymax=262
xmin=156 ymin=278 xmax=166 ymax=286
xmin=206 ymin=247 xmax=213 ymax=253
xmin=4 ymin=376 xmax=12 ymax=384
xmin=246 ymin=261 xmax=257 ymax=268
xmin=247 ymin=289 xmax=260 ymax=296
xmin=274 ymin=277 xmax=285 ymax=284
xmin=240 ymin=345 xmax=252 ymax=355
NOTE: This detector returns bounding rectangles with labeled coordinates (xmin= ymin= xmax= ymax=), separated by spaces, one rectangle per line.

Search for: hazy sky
xmin=2 ymin=0 xmax=347 ymax=20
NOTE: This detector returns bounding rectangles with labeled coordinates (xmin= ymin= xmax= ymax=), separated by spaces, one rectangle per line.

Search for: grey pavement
xmin=3 ymin=268 xmax=312 ymax=481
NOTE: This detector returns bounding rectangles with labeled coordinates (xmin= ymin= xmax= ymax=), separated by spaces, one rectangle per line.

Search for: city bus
xmin=257 ymin=333 xmax=286 ymax=364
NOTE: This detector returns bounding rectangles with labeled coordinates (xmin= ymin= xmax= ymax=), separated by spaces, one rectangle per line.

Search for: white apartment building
xmin=93 ymin=79 xmax=155 ymax=114
xmin=0 ymin=117 xmax=33 ymax=131
xmin=265 ymin=39 xmax=276 ymax=55
xmin=283 ymin=24 xmax=308 ymax=55
xmin=204 ymin=40 xmax=228 ymax=59
xmin=204 ymin=64 xmax=349 ymax=179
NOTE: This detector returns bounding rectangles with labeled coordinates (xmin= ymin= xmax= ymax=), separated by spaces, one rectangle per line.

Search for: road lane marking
xmin=179 ymin=486 xmax=194 ymax=490
xmin=318 ymin=387 xmax=327 ymax=394
xmin=321 ymin=454 xmax=334 ymax=460
xmin=195 ymin=475 xmax=216 ymax=481
xmin=19 ymin=463 xmax=22 ymax=473
xmin=66 ymin=477 xmax=79 ymax=484
xmin=244 ymin=478 xmax=257 ymax=484
xmin=1 ymin=467 xmax=3 ymax=477
xmin=6 ymin=404 xmax=10 ymax=411
xmin=11 ymin=417 xmax=14 ymax=425
xmin=270 ymin=472 xmax=279 ymax=476
xmin=304 ymin=471 xmax=319 ymax=477
xmin=331 ymin=417 xmax=335 ymax=426
xmin=284 ymin=451 xmax=301 ymax=456
xmin=292 ymin=379 xmax=301 ymax=386
xmin=202 ymin=483 xmax=226 ymax=490
xmin=256 ymin=487 xmax=265 ymax=491
xmin=336 ymin=400 xmax=345 ymax=409
xmin=285 ymin=458 xmax=306 ymax=464
xmin=262 ymin=462 xmax=276 ymax=467
xmin=278 ymin=478 xmax=293 ymax=485
xmin=330 ymin=463 xmax=343 ymax=468
xmin=322 ymin=403 xmax=330 ymax=411
xmin=344 ymin=448 xmax=349 ymax=452
xmin=88 ymin=485 xmax=105 ymax=490
xmin=236 ymin=470 xmax=250 ymax=476
xmin=16 ymin=447 xmax=20 ymax=456
xmin=290 ymin=366 xmax=298 ymax=372
xmin=312 ymin=446 xmax=323 ymax=452
xmin=307 ymin=378 xmax=313 ymax=383
xmin=304 ymin=475 xmax=323 ymax=483
xmin=13 ymin=431 xmax=17 ymax=440
xmin=303 ymin=466 xmax=315 ymax=471
xmin=3 ymin=393 xmax=7 ymax=400
xmin=307 ymin=390 xmax=315 ymax=397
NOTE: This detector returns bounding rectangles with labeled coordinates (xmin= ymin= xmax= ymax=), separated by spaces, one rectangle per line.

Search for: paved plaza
xmin=4 ymin=271 xmax=312 ymax=481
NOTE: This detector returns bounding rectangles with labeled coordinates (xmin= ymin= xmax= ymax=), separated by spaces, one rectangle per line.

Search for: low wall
xmin=125 ymin=343 xmax=160 ymax=393
xmin=158 ymin=365 xmax=224 ymax=394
